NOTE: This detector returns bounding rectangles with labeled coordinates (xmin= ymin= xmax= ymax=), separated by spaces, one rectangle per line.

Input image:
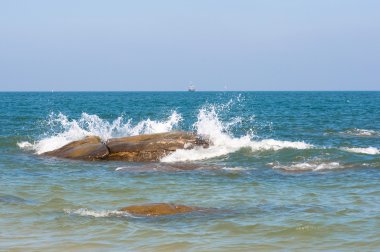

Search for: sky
xmin=0 ymin=0 xmax=379 ymax=91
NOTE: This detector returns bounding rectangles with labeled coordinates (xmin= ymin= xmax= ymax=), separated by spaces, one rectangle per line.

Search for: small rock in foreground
xmin=119 ymin=203 xmax=205 ymax=216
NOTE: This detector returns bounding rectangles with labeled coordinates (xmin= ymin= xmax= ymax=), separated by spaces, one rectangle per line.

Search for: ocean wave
xmin=18 ymin=111 xmax=182 ymax=154
xmin=269 ymin=161 xmax=343 ymax=172
xmin=115 ymin=164 xmax=247 ymax=172
xmin=341 ymin=128 xmax=380 ymax=137
xmin=16 ymin=141 xmax=34 ymax=150
xmin=340 ymin=147 xmax=379 ymax=155
xmin=161 ymin=105 xmax=312 ymax=162
xmin=18 ymin=101 xmax=313 ymax=159
xmin=64 ymin=208 xmax=137 ymax=218
xmin=221 ymin=167 xmax=248 ymax=171
xmin=115 ymin=163 xmax=214 ymax=172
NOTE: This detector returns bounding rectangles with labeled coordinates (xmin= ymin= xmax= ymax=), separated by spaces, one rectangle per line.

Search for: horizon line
xmin=0 ymin=90 xmax=379 ymax=92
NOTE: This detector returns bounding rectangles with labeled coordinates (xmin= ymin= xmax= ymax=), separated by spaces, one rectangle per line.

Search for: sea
xmin=1 ymin=91 xmax=380 ymax=251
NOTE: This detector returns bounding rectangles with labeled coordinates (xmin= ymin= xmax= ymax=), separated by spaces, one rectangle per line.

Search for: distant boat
xmin=188 ymin=83 xmax=196 ymax=92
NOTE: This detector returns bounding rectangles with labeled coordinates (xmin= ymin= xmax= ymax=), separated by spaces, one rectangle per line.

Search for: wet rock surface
xmin=44 ymin=136 xmax=109 ymax=160
xmin=43 ymin=132 xmax=209 ymax=162
xmin=119 ymin=203 xmax=205 ymax=216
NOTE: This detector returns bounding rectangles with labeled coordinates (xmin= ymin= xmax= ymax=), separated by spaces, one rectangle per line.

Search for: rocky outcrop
xmin=119 ymin=203 xmax=202 ymax=216
xmin=43 ymin=136 xmax=109 ymax=160
xmin=43 ymin=131 xmax=209 ymax=162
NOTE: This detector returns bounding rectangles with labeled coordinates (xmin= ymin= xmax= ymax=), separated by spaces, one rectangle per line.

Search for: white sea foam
xmin=221 ymin=167 xmax=248 ymax=171
xmin=17 ymin=141 xmax=34 ymax=150
xmin=340 ymin=147 xmax=380 ymax=155
xmin=18 ymin=101 xmax=313 ymax=159
xmin=269 ymin=161 xmax=343 ymax=172
xmin=18 ymin=111 xmax=182 ymax=154
xmin=64 ymin=208 xmax=136 ymax=218
xmin=161 ymin=106 xmax=313 ymax=162
xmin=341 ymin=129 xmax=379 ymax=137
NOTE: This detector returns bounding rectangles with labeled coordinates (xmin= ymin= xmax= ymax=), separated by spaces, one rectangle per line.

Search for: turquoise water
xmin=1 ymin=92 xmax=380 ymax=251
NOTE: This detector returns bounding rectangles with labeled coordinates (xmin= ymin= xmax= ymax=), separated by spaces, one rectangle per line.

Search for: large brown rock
xmin=42 ymin=131 xmax=209 ymax=162
xmin=106 ymin=131 xmax=208 ymax=162
xmin=44 ymin=136 xmax=109 ymax=160
xmin=119 ymin=203 xmax=201 ymax=216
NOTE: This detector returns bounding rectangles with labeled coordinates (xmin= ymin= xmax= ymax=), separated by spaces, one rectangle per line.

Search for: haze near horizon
xmin=0 ymin=0 xmax=379 ymax=91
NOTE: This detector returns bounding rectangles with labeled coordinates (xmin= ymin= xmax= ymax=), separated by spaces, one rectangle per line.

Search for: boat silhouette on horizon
xmin=188 ymin=82 xmax=196 ymax=92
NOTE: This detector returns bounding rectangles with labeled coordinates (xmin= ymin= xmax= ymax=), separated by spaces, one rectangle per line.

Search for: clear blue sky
xmin=0 ymin=0 xmax=379 ymax=91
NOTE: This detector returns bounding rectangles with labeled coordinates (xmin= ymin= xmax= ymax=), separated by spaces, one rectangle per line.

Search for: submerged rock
xmin=119 ymin=203 xmax=202 ymax=216
xmin=115 ymin=163 xmax=221 ymax=172
xmin=0 ymin=194 xmax=37 ymax=205
xmin=43 ymin=131 xmax=209 ymax=162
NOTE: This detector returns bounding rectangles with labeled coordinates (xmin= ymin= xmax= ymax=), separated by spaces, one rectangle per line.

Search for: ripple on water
xmin=2 ymin=92 xmax=380 ymax=251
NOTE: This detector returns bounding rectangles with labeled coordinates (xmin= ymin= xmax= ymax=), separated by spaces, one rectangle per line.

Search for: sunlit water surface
xmin=1 ymin=92 xmax=380 ymax=251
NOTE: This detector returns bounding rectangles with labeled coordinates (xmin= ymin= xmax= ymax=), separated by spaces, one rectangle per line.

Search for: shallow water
xmin=1 ymin=91 xmax=380 ymax=251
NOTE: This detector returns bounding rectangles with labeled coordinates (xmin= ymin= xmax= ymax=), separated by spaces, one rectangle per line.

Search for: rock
xmin=0 ymin=194 xmax=37 ymax=205
xmin=119 ymin=203 xmax=201 ymax=216
xmin=44 ymin=136 xmax=109 ymax=160
xmin=106 ymin=131 xmax=208 ymax=162
xmin=42 ymin=131 xmax=209 ymax=162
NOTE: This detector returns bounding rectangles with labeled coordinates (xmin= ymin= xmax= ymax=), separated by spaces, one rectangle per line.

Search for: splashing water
xmin=64 ymin=208 xmax=137 ymax=218
xmin=18 ymin=100 xmax=313 ymax=159
xmin=18 ymin=111 xmax=182 ymax=154
xmin=161 ymin=105 xmax=313 ymax=162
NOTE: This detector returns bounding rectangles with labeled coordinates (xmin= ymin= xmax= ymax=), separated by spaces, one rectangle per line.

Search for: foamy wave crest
xmin=64 ymin=208 xmax=136 ymax=218
xmin=269 ymin=162 xmax=343 ymax=172
xmin=162 ymin=105 xmax=312 ymax=162
xmin=341 ymin=147 xmax=380 ymax=155
xmin=17 ymin=141 xmax=34 ymax=150
xmin=18 ymin=111 xmax=182 ymax=154
xmin=341 ymin=129 xmax=380 ymax=137
xmin=222 ymin=167 xmax=248 ymax=171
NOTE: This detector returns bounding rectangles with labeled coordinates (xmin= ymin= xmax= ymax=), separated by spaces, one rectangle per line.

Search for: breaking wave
xmin=268 ymin=161 xmax=344 ymax=172
xmin=17 ymin=111 xmax=182 ymax=154
xmin=18 ymin=100 xmax=313 ymax=159
xmin=221 ymin=167 xmax=248 ymax=171
xmin=340 ymin=147 xmax=380 ymax=155
xmin=64 ymin=208 xmax=140 ymax=218
xmin=114 ymin=163 xmax=247 ymax=172
xmin=341 ymin=128 xmax=380 ymax=137
xmin=161 ymin=105 xmax=313 ymax=162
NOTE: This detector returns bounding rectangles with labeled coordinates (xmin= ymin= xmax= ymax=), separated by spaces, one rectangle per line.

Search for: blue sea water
xmin=1 ymin=91 xmax=380 ymax=251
